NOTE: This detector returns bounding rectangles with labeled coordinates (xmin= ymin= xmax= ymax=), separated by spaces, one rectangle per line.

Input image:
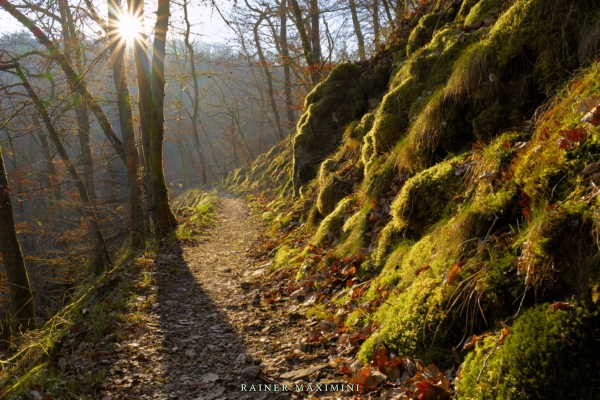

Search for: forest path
xmin=101 ymin=194 xmax=302 ymax=400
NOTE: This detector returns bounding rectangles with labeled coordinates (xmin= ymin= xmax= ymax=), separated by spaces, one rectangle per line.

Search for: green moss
xmin=360 ymin=64 xmax=390 ymax=100
xmin=488 ymin=0 xmax=593 ymax=90
xmin=366 ymin=77 xmax=421 ymax=157
xmin=316 ymin=159 xmax=353 ymax=216
xmin=293 ymin=62 xmax=388 ymax=187
xmin=370 ymin=238 xmax=413 ymax=289
xmin=455 ymin=0 xmax=481 ymax=23
xmin=306 ymin=304 xmax=329 ymax=320
xmin=273 ymin=244 xmax=302 ymax=270
xmin=223 ymin=138 xmax=293 ymax=194
xmin=372 ymin=221 xmax=404 ymax=267
xmin=172 ymin=190 xmax=218 ymax=241
xmin=363 ymin=155 xmax=397 ymax=200
xmin=407 ymin=13 xmax=440 ymax=56
xmin=445 ymin=41 xmax=496 ymax=105
xmin=464 ymin=0 xmax=505 ymax=26
xmin=312 ymin=196 xmax=355 ymax=246
xmin=348 ymin=112 xmax=375 ymax=142
xmin=337 ymin=205 xmax=370 ymax=255
xmin=519 ymin=203 xmax=598 ymax=299
xmin=346 ymin=308 xmax=367 ymax=329
xmin=359 ymin=277 xmax=455 ymax=365
xmin=391 ymin=156 xmax=466 ymax=234
xmin=474 ymin=131 xmax=521 ymax=177
xmin=457 ymin=304 xmax=600 ymax=399
xmin=472 ymin=104 xmax=511 ymax=141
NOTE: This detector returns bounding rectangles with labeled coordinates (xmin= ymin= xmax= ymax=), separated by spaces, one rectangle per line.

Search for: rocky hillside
xmin=224 ymin=0 xmax=600 ymax=397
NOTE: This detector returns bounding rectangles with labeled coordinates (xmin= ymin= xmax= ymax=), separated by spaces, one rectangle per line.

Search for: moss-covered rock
xmin=455 ymin=0 xmax=481 ymax=23
xmin=457 ymin=304 xmax=600 ymax=399
xmin=224 ymin=4 xmax=600 ymax=395
xmin=371 ymin=221 xmax=404 ymax=266
xmin=359 ymin=276 xmax=457 ymax=365
xmin=365 ymin=77 xmax=421 ymax=158
xmin=464 ymin=0 xmax=505 ymax=26
xmin=337 ymin=205 xmax=371 ymax=255
xmin=363 ymin=155 xmax=398 ymax=200
xmin=407 ymin=13 xmax=439 ymax=56
xmin=316 ymin=159 xmax=353 ymax=216
xmin=391 ymin=156 xmax=466 ymax=235
xmin=472 ymin=103 xmax=511 ymax=141
xmin=312 ymin=196 xmax=355 ymax=246
xmin=347 ymin=112 xmax=375 ymax=142
xmin=488 ymin=0 xmax=596 ymax=90
xmin=518 ymin=203 xmax=599 ymax=300
xmin=293 ymin=63 xmax=389 ymax=190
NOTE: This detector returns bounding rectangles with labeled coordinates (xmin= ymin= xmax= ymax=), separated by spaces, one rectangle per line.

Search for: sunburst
xmin=117 ymin=12 xmax=143 ymax=44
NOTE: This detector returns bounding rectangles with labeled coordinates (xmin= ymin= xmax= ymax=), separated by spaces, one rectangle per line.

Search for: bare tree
xmin=0 ymin=138 xmax=35 ymax=332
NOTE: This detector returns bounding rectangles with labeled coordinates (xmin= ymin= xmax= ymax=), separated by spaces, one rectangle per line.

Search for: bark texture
xmin=0 ymin=145 xmax=35 ymax=332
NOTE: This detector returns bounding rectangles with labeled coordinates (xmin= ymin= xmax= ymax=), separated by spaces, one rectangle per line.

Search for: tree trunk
xmin=13 ymin=66 xmax=112 ymax=276
xmin=75 ymin=105 xmax=97 ymax=199
xmin=309 ymin=0 xmax=321 ymax=65
xmin=183 ymin=0 xmax=208 ymax=184
xmin=288 ymin=0 xmax=319 ymax=85
xmin=373 ymin=0 xmax=381 ymax=46
xmin=58 ymin=0 xmax=97 ymax=199
xmin=253 ymin=15 xmax=284 ymax=140
xmin=127 ymin=0 xmax=155 ymax=234
xmin=108 ymin=0 xmax=144 ymax=248
xmin=381 ymin=0 xmax=395 ymax=29
xmin=128 ymin=0 xmax=177 ymax=237
xmin=279 ymin=0 xmax=295 ymax=131
xmin=349 ymin=0 xmax=367 ymax=61
xmin=34 ymin=116 xmax=62 ymax=203
xmin=0 ymin=144 xmax=35 ymax=333
xmin=197 ymin=117 xmax=221 ymax=170
xmin=128 ymin=0 xmax=152 ymax=171
xmin=149 ymin=0 xmax=177 ymax=236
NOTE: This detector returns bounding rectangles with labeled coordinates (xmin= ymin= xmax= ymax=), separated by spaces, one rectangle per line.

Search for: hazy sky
xmin=0 ymin=0 xmax=233 ymax=44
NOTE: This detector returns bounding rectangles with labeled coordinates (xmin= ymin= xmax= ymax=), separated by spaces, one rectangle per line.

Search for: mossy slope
xmin=225 ymin=0 xmax=600 ymax=397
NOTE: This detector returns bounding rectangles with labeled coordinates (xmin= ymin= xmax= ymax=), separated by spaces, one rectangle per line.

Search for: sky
xmin=0 ymin=0 xmax=233 ymax=45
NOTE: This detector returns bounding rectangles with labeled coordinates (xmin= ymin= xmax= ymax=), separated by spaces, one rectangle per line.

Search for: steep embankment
xmin=225 ymin=0 xmax=600 ymax=398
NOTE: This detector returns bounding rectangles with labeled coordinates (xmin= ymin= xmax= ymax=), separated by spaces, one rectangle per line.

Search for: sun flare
xmin=118 ymin=13 xmax=142 ymax=43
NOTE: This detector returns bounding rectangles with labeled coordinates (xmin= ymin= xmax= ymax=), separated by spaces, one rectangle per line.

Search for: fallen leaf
xmin=462 ymin=335 xmax=478 ymax=351
xmin=415 ymin=265 xmax=430 ymax=276
xmin=497 ymin=322 xmax=510 ymax=345
xmin=443 ymin=263 xmax=463 ymax=286
xmin=551 ymin=301 xmax=576 ymax=313
xmin=200 ymin=372 xmax=219 ymax=383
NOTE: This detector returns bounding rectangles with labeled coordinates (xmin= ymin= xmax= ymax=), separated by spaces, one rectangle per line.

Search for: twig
xmin=477 ymin=348 xmax=496 ymax=383
xmin=484 ymin=212 xmax=499 ymax=242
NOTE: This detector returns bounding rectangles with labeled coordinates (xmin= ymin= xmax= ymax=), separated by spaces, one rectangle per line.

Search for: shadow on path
xmin=110 ymin=195 xmax=285 ymax=400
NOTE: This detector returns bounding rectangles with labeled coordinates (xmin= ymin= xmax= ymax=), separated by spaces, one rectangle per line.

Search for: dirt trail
xmin=100 ymin=195 xmax=270 ymax=399
xmin=100 ymin=194 xmax=349 ymax=400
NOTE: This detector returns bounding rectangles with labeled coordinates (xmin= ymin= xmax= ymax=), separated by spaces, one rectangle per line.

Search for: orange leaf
xmin=415 ymin=265 xmax=430 ymax=276
xmin=372 ymin=347 xmax=388 ymax=372
xmin=443 ymin=263 xmax=463 ymax=286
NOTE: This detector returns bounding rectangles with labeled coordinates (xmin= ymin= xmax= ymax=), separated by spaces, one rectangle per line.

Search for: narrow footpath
xmin=100 ymin=195 xmax=347 ymax=400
